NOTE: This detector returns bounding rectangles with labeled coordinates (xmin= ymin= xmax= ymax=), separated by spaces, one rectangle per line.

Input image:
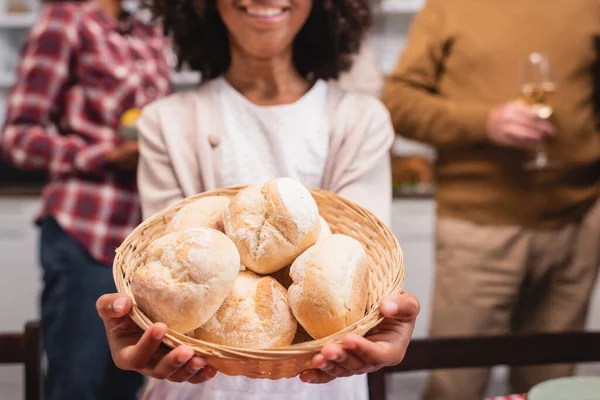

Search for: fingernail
xmin=383 ymin=299 xmax=398 ymax=314
xmin=319 ymin=362 xmax=331 ymax=371
xmin=191 ymin=357 xmax=205 ymax=369
xmin=113 ymin=297 xmax=127 ymax=313
xmin=346 ymin=341 xmax=358 ymax=351
xmin=152 ymin=326 xmax=164 ymax=340
xmin=303 ymin=372 xmax=316 ymax=383
xmin=177 ymin=351 xmax=191 ymax=364
xmin=205 ymin=367 xmax=217 ymax=378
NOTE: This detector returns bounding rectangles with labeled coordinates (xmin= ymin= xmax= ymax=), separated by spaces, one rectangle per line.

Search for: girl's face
xmin=217 ymin=0 xmax=312 ymax=59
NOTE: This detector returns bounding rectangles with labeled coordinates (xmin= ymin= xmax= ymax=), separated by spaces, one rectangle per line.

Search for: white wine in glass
xmin=519 ymin=53 xmax=560 ymax=170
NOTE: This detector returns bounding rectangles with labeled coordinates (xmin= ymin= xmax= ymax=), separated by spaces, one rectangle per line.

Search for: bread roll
xmin=272 ymin=216 xmax=332 ymax=289
xmin=318 ymin=216 xmax=332 ymax=240
xmin=288 ymin=234 xmax=369 ymax=339
xmin=165 ymin=196 xmax=230 ymax=234
xmin=131 ymin=228 xmax=240 ymax=333
xmin=223 ymin=178 xmax=320 ymax=274
xmin=194 ymin=270 xmax=297 ymax=348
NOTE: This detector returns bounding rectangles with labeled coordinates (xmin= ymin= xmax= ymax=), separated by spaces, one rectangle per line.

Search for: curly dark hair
xmin=141 ymin=0 xmax=373 ymax=81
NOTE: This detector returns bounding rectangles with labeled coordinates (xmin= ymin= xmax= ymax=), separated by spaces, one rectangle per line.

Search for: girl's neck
xmin=224 ymin=45 xmax=312 ymax=106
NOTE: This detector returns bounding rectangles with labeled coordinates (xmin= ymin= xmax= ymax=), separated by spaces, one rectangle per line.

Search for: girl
xmin=97 ymin=0 xmax=419 ymax=399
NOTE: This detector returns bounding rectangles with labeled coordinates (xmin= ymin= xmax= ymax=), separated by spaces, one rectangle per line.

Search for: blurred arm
xmin=136 ymin=106 xmax=185 ymax=220
xmin=0 ymin=5 xmax=115 ymax=176
xmin=381 ymin=0 xmax=490 ymax=149
xmin=330 ymin=98 xmax=394 ymax=227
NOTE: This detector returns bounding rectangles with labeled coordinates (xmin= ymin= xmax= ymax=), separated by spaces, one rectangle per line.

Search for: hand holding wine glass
xmin=518 ymin=52 xmax=560 ymax=169
xmin=487 ymin=101 xmax=555 ymax=150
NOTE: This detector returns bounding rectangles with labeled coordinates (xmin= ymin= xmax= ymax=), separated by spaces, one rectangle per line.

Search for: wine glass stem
xmin=535 ymin=145 xmax=548 ymax=163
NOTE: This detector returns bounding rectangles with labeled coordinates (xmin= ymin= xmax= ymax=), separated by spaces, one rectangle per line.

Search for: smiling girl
xmin=95 ymin=0 xmax=420 ymax=399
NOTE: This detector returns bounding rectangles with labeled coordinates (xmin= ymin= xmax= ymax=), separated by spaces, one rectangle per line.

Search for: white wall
xmin=0 ymin=197 xmax=43 ymax=400
xmin=0 ymin=197 xmax=42 ymax=331
xmin=390 ymin=199 xmax=436 ymax=338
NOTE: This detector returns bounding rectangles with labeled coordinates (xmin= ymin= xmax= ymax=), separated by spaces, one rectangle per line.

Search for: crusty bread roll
xmin=318 ymin=216 xmax=332 ymax=240
xmin=165 ymin=196 xmax=230 ymax=234
xmin=223 ymin=178 xmax=320 ymax=274
xmin=194 ymin=270 xmax=297 ymax=348
xmin=131 ymin=227 xmax=240 ymax=333
xmin=272 ymin=216 xmax=332 ymax=289
xmin=288 ymin=234 xmax=369 ymax=339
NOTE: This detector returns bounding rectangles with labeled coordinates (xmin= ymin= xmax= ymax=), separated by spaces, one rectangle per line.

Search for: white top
xmin=141 ymin=78 xmax=368 ymax=400
xmin=213 ymin=77 xmax=329 ymax=190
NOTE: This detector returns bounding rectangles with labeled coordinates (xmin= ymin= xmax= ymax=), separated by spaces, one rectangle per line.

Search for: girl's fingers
xmin=299 ymin=370 xmax=336 ymax=384
xmin=97 ymin=294 xmax=133 ymax=330
xmin=316 ymin=361 xmax=352 ymax=378
xmin=322 ymin=347 xmax=368 ymax=375
xmin=341 ymin=335 xmax=395 ymax=366
xmin=187 ymin=366 xmax=217 ymax=384
xmin=119 ymin=323 xmax=167 ymax=370
xmin=150 ymin=345 xmax=196 ymax=380
xmin=167 ymin=356 xmax=207 ymax=383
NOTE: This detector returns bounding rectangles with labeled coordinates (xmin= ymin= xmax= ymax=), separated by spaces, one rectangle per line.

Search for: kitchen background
xmin=0 ymin=1 xmax=597 ymax=399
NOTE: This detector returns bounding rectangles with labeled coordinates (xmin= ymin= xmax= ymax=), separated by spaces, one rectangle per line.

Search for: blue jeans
xmin=40 ymin=217 xmax=144 ymax=400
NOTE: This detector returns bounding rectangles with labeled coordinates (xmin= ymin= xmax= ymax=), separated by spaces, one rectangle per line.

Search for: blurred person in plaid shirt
xmin=0 ymin=0 xmax=171 ymax=399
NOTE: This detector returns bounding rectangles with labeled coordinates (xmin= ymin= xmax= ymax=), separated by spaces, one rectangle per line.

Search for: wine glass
xmin=518 ymin=53 xmax=560 ymax=170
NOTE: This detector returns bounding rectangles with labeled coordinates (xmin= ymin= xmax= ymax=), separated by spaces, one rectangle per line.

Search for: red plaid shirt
xmin=0 ymin=3 xmax=172 ymax=265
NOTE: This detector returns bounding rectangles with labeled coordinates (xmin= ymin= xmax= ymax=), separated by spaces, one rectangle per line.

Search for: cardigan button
xmin=208 ymin=135 xmax=220 ymax=147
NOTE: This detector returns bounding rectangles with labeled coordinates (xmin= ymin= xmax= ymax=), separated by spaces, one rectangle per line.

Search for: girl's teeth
xmin=246 ymin=7 xmax=284 ymax=17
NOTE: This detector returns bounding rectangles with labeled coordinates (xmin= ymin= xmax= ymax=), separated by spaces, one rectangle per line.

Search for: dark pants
xmin=40 ymin=217 xmax=144 ymax=400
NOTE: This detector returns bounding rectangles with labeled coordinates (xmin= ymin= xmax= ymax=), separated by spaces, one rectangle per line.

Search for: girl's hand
xmin=299 ymin=292 xmax=419 ymax=384
xmin=96 ymin=293 xmax=217 ymax=383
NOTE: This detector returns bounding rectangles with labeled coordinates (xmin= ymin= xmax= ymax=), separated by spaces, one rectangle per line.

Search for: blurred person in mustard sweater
xmin=382 ymin=0 xmax=600 ymax=399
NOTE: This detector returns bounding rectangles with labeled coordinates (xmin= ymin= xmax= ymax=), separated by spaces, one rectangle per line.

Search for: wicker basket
xmin=113 ymin=186 xmax=404 ymax=379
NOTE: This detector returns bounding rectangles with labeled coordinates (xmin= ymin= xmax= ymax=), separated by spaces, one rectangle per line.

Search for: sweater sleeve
xmin=137 ymin=105 xmax=185 ymax=220
xmin=381 ymin=0 xmax=490 ymax=149
xmin=328 ymin=96 xmax=393 ymax=227
xmin=1 ymin=4 xmax=115 ymax=177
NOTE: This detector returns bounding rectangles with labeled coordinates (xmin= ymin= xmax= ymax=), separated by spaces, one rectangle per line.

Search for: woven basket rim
xmin=113 ymin=185 xmax=404 ymax=360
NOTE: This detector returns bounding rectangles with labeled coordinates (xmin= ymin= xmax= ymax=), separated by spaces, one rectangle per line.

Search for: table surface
xmin=487 ymin=396 xmax=526 ymax=400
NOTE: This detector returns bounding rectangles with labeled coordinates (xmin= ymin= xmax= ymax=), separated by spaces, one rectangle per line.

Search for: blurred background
xmin=0 ymin=0 xmax=598 ymax=399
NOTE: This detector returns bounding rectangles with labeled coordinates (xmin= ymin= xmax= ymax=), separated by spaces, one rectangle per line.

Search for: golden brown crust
xmin=223 ymin=178 xmax=320 ymax=274
xmin=165 ymin=196 xmax=231 ymax=234
xmin=288 ymin=234 xmax=369 ymax=339
xmin=318 ymin=216 xmax=332 ymax=239
xmin=130 ymin=228 xmax=240 ymax=333
xmin=194 ymin=271 xmax=297 ymax=348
